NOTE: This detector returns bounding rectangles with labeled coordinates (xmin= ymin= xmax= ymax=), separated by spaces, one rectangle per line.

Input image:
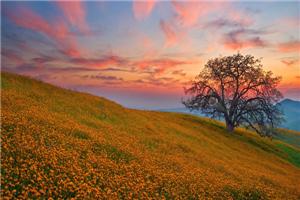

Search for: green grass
xmin=276 ymin=143 xmax=300 ymax=167
xmin=142 ymin=138 xmax=160 ymax=151
xmin=274 ymin=129 xmax=300 ymax=149
xmin=92 ymin=143 xmax=135 ymax=163
xmin=223 ymin=186 xmax=267 ymax=200
xmin=72 ymin=130 xmax=90 ymax=140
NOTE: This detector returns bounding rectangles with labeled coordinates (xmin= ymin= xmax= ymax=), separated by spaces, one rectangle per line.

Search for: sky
xmin=1 ymin=1 xmax=300 ymax=109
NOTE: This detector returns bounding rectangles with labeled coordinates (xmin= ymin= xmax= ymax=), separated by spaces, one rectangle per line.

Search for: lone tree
xmin=183 ymin=53 xmax=283 ymax=137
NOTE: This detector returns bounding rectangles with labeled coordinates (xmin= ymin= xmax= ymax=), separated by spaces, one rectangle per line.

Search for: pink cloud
xmin=139 ymin=34 xmax=158 ymax=58
xmin=56 ymin=1 xmax=89 ymax=34
xmin=277 ymin=40 xmax=300 ymax=53
xmin=6 ymin=7 xmax=81 ymax=57
xmin=224 ymin=37 xmax=266 ymax=50
xmin=132 ymin=0 xmax=156 ymax=20
xmin=227 ymin=9 xmax=254 ymax=27
xmin=223 ymin=29 xmax=267 ymax=50
xmin=70 ymin=55 xmax=127 ymax=68
xmin=133 ymin=57 xmax=194 ymax=75
xmin=277 ymin=16 xmax=300 ymax=29
xmin=171 ymin=1 xmax=224 ymax=27
xmin=1 ymin=49 xmax=23 ymax=65
xmin=278 ymin=85 xmax=300 ymax=100
xmin=160 ymin=1 xmax=228 ymax=47
xmin=160 ymin=20 xmax=182 ymax=47
xmin=7 ymin=7 xmax=52 ymax=35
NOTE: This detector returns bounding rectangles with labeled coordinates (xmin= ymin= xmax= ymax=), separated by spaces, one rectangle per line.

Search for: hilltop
xmin=1 ymin=72 xmax=300 ymax=199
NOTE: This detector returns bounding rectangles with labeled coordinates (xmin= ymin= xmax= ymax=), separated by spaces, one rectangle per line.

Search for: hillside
xmin=1 ymin=72 xmax=300 ymax=199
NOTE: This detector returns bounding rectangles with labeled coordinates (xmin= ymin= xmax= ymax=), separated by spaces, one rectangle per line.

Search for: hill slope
xmin=1 ymin=72 xmax=300 ymax=199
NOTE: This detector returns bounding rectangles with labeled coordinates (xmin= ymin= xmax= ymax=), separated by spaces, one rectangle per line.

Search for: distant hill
xmin=1 ymin=72 xmax=300 ymax=199
xmin=279 ymin=99 xmax=300 ymax=131
xmin=159 ymin=99 xmax=300 ymax=132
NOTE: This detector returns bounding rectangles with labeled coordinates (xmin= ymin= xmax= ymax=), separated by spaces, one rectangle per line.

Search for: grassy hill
xmin=1 ymin=72 xmax=300 ymax=199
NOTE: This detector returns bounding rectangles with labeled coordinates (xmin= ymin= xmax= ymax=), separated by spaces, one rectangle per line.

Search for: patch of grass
xmin=259 ymin=176 xmax=276 ymax=187
xmin=176 ymin=143 xmax=193 ymax=153
xmin=1 ymin=77 xmax=10 ymax=89
xmin=246 ymin=139 xmax=274 ymax=154
xmin=223 ymin=186 xmax=267 ymax=200
xmin=61 ymin=189 xmax=77 ymax=198
xmin=2 ymin=124 xmax=16 ymax=138
xmin=143 ymin=138 xmax=160 ymax=150
xmin=276 ymin=143 xmax=300 ymax=167
xmin=274 ymin=129 xmax=300 ymax=149
xmin=72 ymin=130 xmax=90 ymax=140
xmin=92 ymin=143 xmax=134 ymax=163
xmin=80 ymin=119 xmax=99 ymax=129
xmin=241 ymin=136 xmax=300 ymax=168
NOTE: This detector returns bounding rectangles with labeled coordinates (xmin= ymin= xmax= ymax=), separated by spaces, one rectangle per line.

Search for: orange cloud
xmin=172 ymin=69 xmax=186 ymax=77
xmin=56 ymin=1 xmax=89 ymax=34
xmin=277 ymin=40 xmax=300 ymax=53
xmin=133 ymin=58 xmax=193 ymax=75
xmin=132 ymin=0 xmax=156 ymax=20
xmin=6 ymin=7 xmax=81 ymax=57
xmin=281 ymin=57 xmax=299 ymax=66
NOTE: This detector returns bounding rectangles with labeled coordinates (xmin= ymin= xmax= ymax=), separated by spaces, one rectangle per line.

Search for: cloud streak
xmin=132 ymin=0 xmax=156 ymax=20
xmin=160 ymin=20 xmax=182 ymax=47
xmin=277 ymin=40 xmax=300 ymax=53
xmin=281 ymin=57 xmax=299 ymax=66
xmin=69 ymin=55 xmax=128 ymax=68
xmin=132 ymin=57 xmax=194 ymax=75
xmin=172 ymin=69 xmax=186 ymax=77
xmin=171 ymin=1 xmax=224 ymax=27
xmin=81 ymin=74 xmax=124 ymax=81
xmin=56 ymin=1 xmax=90 ymax=34
xmin=6 ymin=6 xmax=81 ymax=57
xmin=1 ymin=49 xmax=23 ymax=64
xmin=223 ymin=28 xmax=268 ymax=50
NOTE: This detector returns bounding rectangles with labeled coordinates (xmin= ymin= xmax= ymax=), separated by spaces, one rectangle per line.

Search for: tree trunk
xmin=226 ymin=120 xmax=234 ymax=132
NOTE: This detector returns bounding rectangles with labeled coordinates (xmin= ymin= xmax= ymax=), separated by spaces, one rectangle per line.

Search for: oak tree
xmin=183 ymin=53 xmax=283 ymax=136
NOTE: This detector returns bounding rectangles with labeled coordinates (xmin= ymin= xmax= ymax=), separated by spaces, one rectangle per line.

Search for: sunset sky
xmin=1 ymin=1 xmax=300 ymax=109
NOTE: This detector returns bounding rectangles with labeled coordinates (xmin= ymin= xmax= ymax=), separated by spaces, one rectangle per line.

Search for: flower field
xmin=1 ymin=72 xmax=300 ymax=199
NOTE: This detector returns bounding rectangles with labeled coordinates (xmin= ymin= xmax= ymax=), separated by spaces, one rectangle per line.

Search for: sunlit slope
xmin=1 ymin=72 xmax=300 ymax=199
